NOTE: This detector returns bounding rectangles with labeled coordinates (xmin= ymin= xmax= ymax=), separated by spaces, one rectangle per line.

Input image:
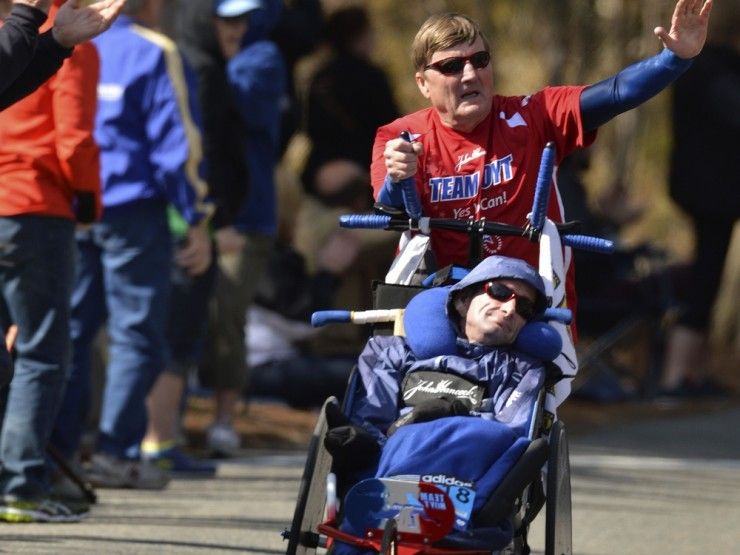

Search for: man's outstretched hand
xmin=654 ymin=0 xmax=713 ymax=59
xmin=52 ymin=0 xmax=126 ymax=48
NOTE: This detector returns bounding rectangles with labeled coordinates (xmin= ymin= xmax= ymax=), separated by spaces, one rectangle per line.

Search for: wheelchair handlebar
xmin=530 ymin=141 xmax=556 ymax=232
xmin=561 ymin=234 xmax=614 ymax=253
xmin=311 ymin=309 xmax=404 ymax=328
xmin=340 ymin=213 xmax=615 ymax=254
xmin=311 ymin=310 xmax=351 ymax=327
xmin=339 ymin=214 xmax=391 ymax=229
xmin=541 ymin=308 xmax=573 ymax=325
xmin=398 ymin=131 xmax=422 ymax=219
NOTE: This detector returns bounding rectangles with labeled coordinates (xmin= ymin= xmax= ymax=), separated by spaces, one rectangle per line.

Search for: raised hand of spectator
xmin=177 ymin=222 xmax=212 ymax=276
xmin=52 ymin=0 xmax=125 ymax=48
xmin=654 ymin=0 xmax=712 ymax=59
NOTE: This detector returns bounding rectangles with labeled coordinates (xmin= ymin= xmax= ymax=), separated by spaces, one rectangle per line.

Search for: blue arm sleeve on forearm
xmin=580 ymin=48 xmax=693 ymax=131
xmin=377 ymin=174 xmax=405 ymax=206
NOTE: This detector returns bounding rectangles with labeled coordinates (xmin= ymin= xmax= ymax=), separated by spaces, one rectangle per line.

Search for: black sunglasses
xmin=424 ymin=50 xmax=491 ymax=76
xmin=483 ymin=281 xmax=537 ymax=321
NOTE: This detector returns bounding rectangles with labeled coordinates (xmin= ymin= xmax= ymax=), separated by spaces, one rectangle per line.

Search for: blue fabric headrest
xmin=403 ymin=287 xmax=457 ymax=360
xmin=514 ymin=322 xmax=562 ymax=361
xmin=403 ymin=286 xmax=562 ymax=361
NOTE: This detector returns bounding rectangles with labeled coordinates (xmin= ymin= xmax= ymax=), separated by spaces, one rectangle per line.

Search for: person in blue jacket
xmin=325 ymin=255 xmax=556 ymax=553
xmin=50 ymin=0 xmax=213 ymax=491
xmin=179 ymin=0 xmax=287 ymax=457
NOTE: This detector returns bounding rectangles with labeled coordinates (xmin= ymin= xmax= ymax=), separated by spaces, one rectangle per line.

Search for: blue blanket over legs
xmin=333 ymin=417 xmax=529 ymax=554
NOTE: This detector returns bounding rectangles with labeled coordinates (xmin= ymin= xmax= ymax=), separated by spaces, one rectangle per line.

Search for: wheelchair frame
xmin=284 ymin=142 xmax=610 ymax=554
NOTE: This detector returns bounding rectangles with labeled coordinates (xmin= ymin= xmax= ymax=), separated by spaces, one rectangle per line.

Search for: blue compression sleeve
xmin=378 ymin=174 xmax=405 ymax=206
xmin=580 ymin=48 xmax=692 ymax=131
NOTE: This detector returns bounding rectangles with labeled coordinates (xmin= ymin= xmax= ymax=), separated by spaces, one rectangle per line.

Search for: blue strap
xmin=581 ymin=48 xmax=692 ymax=131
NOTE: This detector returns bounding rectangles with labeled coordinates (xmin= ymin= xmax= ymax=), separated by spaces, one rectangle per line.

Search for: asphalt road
xmin=2 ymin=403 xmax=739 ymax=554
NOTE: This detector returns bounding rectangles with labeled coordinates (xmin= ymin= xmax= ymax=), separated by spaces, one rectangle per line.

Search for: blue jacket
xmin=226 ymin=39 xmax=286 ymax=234
xmin=351 ymin=335 xmax=545 ymax=444
xmin=93 ymin=16 xmax=212 ymax=225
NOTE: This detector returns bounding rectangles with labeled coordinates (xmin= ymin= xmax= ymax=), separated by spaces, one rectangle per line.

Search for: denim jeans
xmin=0 ymin=216 xmax=75 ymax=500
xmin=51 ymin=200 xmax=172 ymax=460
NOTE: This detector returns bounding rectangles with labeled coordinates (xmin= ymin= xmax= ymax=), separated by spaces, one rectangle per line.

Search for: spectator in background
xmin=658 ymin=6 xmax=740 ymax=399
xmin=139 ymin=208 xmax=218 ymax=477
xmin=0 ymin=0 xmax=99 ymax=522
xmin=0 ymin=0 xmax=126 ymax=112
xmin=50 ymin=0 xmax=212 ymax=490
xmin=268 ymin=0 xmax=323 ymax=154
xmin=301 ymin=5 xmax=398 ymax=199
xmin=177 ymin=0 xmax=286 ymax=457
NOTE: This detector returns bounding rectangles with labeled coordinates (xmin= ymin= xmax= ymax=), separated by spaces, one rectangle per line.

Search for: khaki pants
xmin=201 ymin=233 xmax=273 ymax=391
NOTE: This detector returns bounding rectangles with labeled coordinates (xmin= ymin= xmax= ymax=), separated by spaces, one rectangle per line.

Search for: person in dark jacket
xmin=658 ymin=6 xmax=740 ymax=398
xmin=175 ymin=0 xmax=287 ymax=457
xmin=301 ymin=5 xmax=399 ymax=200
xmin=0 ymin=0 xmax=125 ymax=111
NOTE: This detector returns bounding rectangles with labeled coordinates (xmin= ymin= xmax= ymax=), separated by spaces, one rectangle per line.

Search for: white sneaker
xmin=85 ymin=453 xmax=170 ymax=490
xmin=206 ymin=423 xmax=241 ymax=458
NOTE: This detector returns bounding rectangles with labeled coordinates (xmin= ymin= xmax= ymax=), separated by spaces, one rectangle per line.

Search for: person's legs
xmin=144 ymin=251 xmax=216 ymax=445
xmin=0 ymin=216 xmax=82 ymax=520
xmin=50 ymin=228 xmax=107 ymax=461
xmin=203 ymin=233 xmax=272 ymax=456
xmin=142 ymin=253 xmax=217 ymax=475
xmin=96 ymin=202 xmax=172 ymax=461
xmin=660 ymin=216 xmax=734 ymax=393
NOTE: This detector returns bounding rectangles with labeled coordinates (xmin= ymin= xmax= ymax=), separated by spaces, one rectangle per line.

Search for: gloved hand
xmin=387 ymin=397 xmax=471 ymax=436
xmin=323 ymin=401 xmax=380 ymax=474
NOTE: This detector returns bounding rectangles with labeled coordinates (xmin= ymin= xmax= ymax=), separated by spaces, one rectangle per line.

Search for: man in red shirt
xmin=372 ymin=1 xmax=712 ymax=320
xmin=0 ymin=0 xmax=100 ymax=522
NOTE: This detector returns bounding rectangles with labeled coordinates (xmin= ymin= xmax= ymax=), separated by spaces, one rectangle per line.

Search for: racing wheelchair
xmin=283 ymin=143 xmax=613 ymax=555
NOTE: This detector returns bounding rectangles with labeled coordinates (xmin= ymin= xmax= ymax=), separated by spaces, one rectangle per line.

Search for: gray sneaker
xmin=85 ymin=453 xmax=170 ymax=490
xmin=0 ymin=497 xmax=89 ymax=523
xmin=206 ymin=423 xmax=241 ymax=458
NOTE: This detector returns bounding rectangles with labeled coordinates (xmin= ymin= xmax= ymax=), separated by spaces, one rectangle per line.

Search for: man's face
xmin=415 ymin=35 xmax=494 ymax=133
xmin=214 ymin=15 xmax=249 ymax=60
xmin=462 ymin=278 xmax=537 ymax=346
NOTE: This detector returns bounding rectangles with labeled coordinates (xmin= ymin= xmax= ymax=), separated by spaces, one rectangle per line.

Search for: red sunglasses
xmin=424 ymin=50 xmax=491 ymax=76
xmin=483 ymin=281 xmax=537 ymax=321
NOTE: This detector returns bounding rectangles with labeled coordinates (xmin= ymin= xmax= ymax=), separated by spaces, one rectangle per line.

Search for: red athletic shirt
xmin=371 ymin=86 xmax=596 ymax=320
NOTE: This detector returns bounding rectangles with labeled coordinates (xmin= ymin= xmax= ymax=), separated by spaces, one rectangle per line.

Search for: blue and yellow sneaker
xmin=141 ymin=441 xmax=217 ymax=478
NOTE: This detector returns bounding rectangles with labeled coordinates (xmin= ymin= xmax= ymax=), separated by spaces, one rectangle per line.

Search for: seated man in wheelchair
xmin=324 ymin=254 xmax=561 ymax=551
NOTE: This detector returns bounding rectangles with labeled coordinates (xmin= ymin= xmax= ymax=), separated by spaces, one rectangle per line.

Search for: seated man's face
xmin=462 ymin=278 xmax=537 ymax=346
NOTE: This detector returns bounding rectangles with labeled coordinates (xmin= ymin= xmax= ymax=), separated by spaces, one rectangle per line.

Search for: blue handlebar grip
xmin=339 ymin=214 xmax=392 ymax=229
xmin=541 ymin=308 xmax=573 ymax=325
xmin=399 ymin=177 xmax=422 ymax=219
xmin=562 ymin=234 xmax=615 ymax=253
xmin=530 ymin=142 xmax=556 ymax=231
xmin=397 ymin=131 xmax=422 ymax=219
xmin=311 ymin=310 xmax=352 ymax=327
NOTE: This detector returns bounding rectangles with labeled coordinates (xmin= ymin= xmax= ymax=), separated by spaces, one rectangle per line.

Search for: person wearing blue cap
xmin=212 ymin=0 xmax=260 ymax=19
xmin=174 ymin=0 xmax=286 ymax=457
